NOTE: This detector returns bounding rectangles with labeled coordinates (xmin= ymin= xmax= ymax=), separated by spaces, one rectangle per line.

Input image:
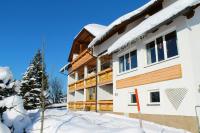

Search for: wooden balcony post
xmin=75 ymin=71 xmax=78 ymax=81
xmin=97 ymin=56 xmax=101 ymax=73
xmin=84 ymin=65 xmax=88 ymax=79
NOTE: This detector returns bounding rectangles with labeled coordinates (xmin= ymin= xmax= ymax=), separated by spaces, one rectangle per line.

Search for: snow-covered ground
xmin=27 ymin=108 xmax=190 ymax=133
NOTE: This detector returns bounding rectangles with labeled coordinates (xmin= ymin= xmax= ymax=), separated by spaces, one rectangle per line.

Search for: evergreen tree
xmin=20 ymin=50 xmax=48 ymax=110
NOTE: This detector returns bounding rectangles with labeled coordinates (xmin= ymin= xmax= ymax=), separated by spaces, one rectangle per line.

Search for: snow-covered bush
xmin=0 ymin=67 xmax=31 ymax=133
xmin=2 ymin=96 xmax=31 ymax=133
xmin=0 ymin=67 xmax=15 ymax=100
xmin=0 ymin=122 xmax=10 ymax=133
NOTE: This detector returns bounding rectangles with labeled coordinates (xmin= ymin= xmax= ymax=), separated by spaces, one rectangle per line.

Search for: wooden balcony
xmin=98 ymin=100 xmax=113 ymax=111
xmin=85 ymin=101 xmax=96 ymax=111
xmin=76 ymin=79 xmax=84 ymax=90
xmin=85 ymin=75 xmax=96 ymax=88
xmin=68 ymin=102 xmax=75 ymax=110
xmin=98 ymin=68 xmax=113 ymax=86
xmin=71 ymin=49 xmax=94 ymax=71
xmin=68 ymin=83 xmax=76 ymax=92
xmin=75 ymin=101 xmax=84 ymax=110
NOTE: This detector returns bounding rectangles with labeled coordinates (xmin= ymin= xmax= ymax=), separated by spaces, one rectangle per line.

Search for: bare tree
xmin=49 ymin=77 xmax=63 ymax=103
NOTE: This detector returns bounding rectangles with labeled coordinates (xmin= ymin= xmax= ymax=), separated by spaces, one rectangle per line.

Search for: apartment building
xmin=60 ymin=24 xmax=113 ymax=111
xmin=61 ymin=0 xmax=200 ymax=132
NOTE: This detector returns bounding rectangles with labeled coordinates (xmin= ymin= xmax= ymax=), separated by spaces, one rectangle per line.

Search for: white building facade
xmin=63 ymin=0 xmax=200 ymax=132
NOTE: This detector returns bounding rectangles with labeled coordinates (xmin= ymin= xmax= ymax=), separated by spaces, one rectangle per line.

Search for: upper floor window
xmin=156 ymin=37 xmax=165 ymax=62
xmin=147 ymin=41 xmax=156 ymax=64
xmin=119 ymin=50 xmax=137 ymax=73
xmin=165 ymin=31 xmax=178 ymax=58
xmin=119 ymin=56 xmax=125 ymax=73
xmin=146 ymin=31 xmax=178 ymax=65
xmin=130 ymin=51 xmax=137 ymax=69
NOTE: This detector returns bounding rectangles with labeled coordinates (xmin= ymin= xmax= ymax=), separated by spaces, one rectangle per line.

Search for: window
xmin=119 ymin=56 xmax=125 ymax=73
xmin=125 ymin=53 xmax=130 ymax=71
xmin=165 ymin=31 xmax=178 ymax=58
xmin=147 ymin=41 xmax=156 ymax=64
xmin=146 ymin=31 xmax=178 ymax=65
xmin=156 ymin=37 xmax=164 ymax=61
xmin=130 ymin=50 xmax=137 ymax=69
xmin=119 ymin=50 xmax=138 ymax=73
xmin=130 ymin=93 xmax=136 ymax=104
xmin=87 ymin=87 xmax=96 ymax=101
xmin=149 ymin=91 xmax=160 ymax=103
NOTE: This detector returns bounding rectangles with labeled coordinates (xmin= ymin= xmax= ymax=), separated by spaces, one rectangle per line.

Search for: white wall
xmin=112 ymin=10 xmax=200 ymax=116
xmin=97 ymin=84 xmax=113 ymax=100
xmin=185 ymin=7 xmax=200 ymax=105
xmin=75 ymin=90 xmax=84 ymax=101
xmin=68 ymin=92 xmax=75 ymax=102
xmin=68 ymin=73 xmax=76 ymax=85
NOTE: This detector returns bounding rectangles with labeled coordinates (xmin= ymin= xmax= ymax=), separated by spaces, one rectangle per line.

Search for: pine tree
xmin=20 ymin=50 xmax=48 ymax=110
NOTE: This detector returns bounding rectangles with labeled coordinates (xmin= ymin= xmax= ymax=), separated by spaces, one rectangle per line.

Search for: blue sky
xmin=0 ymin=0 xmax=149 ymax=93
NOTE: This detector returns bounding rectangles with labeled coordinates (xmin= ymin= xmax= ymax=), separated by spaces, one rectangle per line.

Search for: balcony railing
xmin=76 ymin=79 xmax=84 ymax=90
xmin=75 ymin=101 xmax=84 ymax=110
xmin=68 ymin=83 xmax=76 ymax=92
xmin=85 ymin=101 xmax=96 ymax=111
xmin=85 ymin=75 xmax=96 ymax=88
xmin=101 ymin=62 xmax=112 ymax=71
xmin=98 ymin=68 xmax=112 ymax=85
xmin=98 ymin=100 xmax=113 ymax=111
xmin=71 ymin=49 xmax=94 ymax=71
xmin=68 ymin=102 xmax=75 ymax=110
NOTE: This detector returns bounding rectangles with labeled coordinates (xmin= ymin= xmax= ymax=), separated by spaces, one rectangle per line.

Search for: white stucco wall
xmin=97 ymin=84 xmax=113 ymax=100
xmin=112 ymin=7 xmax=200 ymax=116
xmin=68 ymin=92 xmax=75 ymax=102
xmin=75 ymin=90 xmax=84 ymax=101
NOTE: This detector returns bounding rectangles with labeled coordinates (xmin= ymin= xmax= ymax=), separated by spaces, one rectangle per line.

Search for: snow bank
xmin=0 ymin=67 xmax=13 ymax=85
xmin=2 ymin=96 xmax=31 ymax=133
xmin=0 ymin=122 xmax=10 ymax=133
xmin=88 ymin=0 xmax=158 ymax=48
xmin=107 ymin=0 xmax=200 ymax=54
xmin=27 ymin=109 xmax=190 ymax=133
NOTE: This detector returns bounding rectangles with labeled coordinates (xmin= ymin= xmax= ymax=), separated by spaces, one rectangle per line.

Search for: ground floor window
xmin=130 ymin=93 xmax=136 ymax=104
xmin=149 ymin=90 xmax=160 ymax=103
xmin=86 ymin=87 xmax=96 ymax=101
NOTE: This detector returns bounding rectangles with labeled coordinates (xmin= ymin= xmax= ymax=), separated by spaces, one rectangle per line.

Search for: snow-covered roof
xmin=60 ymin=63 xmax=70 ymax=73
xmin=107 ymin=0 xmax=200 ymax=54
xmin=84 ymin=24 xmax=106 ymax=37
xmin=0 ymin=67 xmax=13 ymax=84
xmin=88 ymin=0 xmax=160 ymax=48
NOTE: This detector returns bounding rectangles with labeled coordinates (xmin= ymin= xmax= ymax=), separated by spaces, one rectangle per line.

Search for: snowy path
xmin=26 ymin=108 xmax=190 ymax=133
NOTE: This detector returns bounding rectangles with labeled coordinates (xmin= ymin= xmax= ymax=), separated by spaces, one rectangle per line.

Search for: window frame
xmin=119 ymin=55 xmax=125 ymax=73
xmin=118 ymin=49 xmax=138 ymax=74
xmin=164 ymin=31 xmax=179 ymax=58
xmin=148 ymin=90 xmax=160 ymax=105
xmin=129 ymin=92 xmax=137 ymax=106
xmin=145 ymin=30 xmax=179 ymax=66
